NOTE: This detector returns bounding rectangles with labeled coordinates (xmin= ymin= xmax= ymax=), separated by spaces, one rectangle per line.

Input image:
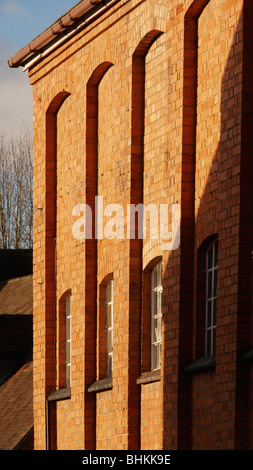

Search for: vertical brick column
xmin=234 ymin=0 xmax=253 ymax=449
xmin=129 ymin=30 xmax=163 ymax=449
xmin=210 ymin=0 xmax=243 ymax=449
xmin=163 ymin=0 xmax=211 ymax=450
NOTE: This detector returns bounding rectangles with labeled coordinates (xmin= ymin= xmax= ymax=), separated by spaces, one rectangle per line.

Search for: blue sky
xmin=0 ymin=0 xmax=76 ymax=136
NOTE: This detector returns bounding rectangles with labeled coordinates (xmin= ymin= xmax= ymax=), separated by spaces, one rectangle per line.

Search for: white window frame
xmin=205 ymin=239 xmax=218 ymax=357
xmin=65 ymin=295 xmax=71 ymax=388
xmin=106 ymin=279 xmax=113 ymax=377
xmin=151 ymin=261 xmax=163 ymax=371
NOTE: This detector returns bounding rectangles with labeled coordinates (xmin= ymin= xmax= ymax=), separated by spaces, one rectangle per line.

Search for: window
xmin=106 ymin=279 xmax=113 ymax=377
xmin=151 ymin=262 xmax=163 ymax=370
xmin=88 ymin=276 xmax=114 ymax=394
xmin=65 ymin=295 xmax=71 ymax=387
xmin=205 ymin=239 xmax=218 ymax=357
xmin=58 ymin=291 xmax=72 ymax=390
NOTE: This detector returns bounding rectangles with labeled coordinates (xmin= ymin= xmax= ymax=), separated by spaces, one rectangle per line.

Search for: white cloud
xmin=1 ymin=0 xmax=32 ymax=19
xmin=0 ymin=41 xmax=33 ymax=137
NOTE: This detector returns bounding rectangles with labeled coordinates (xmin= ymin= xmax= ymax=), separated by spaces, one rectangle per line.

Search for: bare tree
xmin=0 ymin=127 xmax=33 ymax=249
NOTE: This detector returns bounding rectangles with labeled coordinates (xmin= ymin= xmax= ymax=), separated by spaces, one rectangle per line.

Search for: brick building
xmin=8 ymin=0 xmax=253 ymax=450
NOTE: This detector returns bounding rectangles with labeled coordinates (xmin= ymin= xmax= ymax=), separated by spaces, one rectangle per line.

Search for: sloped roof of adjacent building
xmin=0 ymin=360 xmax=33 ymax=450
xmin=0 ymin=273 xmax=33 ymax=450
xmin=0 ymin=275 xmax=33 ymax=316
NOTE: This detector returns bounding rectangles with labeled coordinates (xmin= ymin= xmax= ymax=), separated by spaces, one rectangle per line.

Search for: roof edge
xmin=8 ymin=0 xmax=113 ymax=69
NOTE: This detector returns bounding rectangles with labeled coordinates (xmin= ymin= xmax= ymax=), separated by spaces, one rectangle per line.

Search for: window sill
xmin=183 ymin=355 xmax=216 ymax=374
xmin=88 ymin=377 xmax=113 ymax=393
xmin=137 ymin=369 xmax=161 ymax=385
xmin=47 ymin=387 xmax=71 ymax=402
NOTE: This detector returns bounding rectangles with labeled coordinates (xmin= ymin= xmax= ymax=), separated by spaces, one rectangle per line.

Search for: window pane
xmin=157 ymin=290 xmax=162 ymax=315
xmin=158 ymin=342 xmax=161 ymax=369
xmin=66 ymin=365 xmax=70 ymax=388
xmin=153 ymin=290 xmax=158 ymax=316
xmin=66 ymin=315 xmax=70 ymax=339
xmin=107 ymin=354 xmax=112 ymax=377
xmin=213 ymin=298 xmax=217 ymax=326
xmin=152 ymin=316 xmax=162 ymax=344
xmin=107 ymin=304 xmax=112 ymax=329
xmin=208 ymin=271 xmax=212 ymax=298
xmin=213 ymin=269 xmax=217 ymax=297
xmin=152 ymin=267 xmax=158 ymax=289
xmin=157 ymin=315 xmax=162 ymax=343
xmin=107 ymin=329 xmax=113 ymax=354
xmin=152 ymin=317 xmax=158 ymax=343
xmin=208 ymin=247 xmax=213 ymax=269
xmin=207 ymin=300 xmax=212 ymax=328
xmin=66 ymin=341 xmax=71 ymax=364
xmin=157 ymin=262 xmax=162 ymax=286
xmin=106 ymin=281 xmax=112 ymax=303
xmin=214 ymin=240 xmax=218 ymax=267
xmin=152 ymin=343 xmax=158 ymax=370
xmin=152 ymin=342 xmax=161 ymax=370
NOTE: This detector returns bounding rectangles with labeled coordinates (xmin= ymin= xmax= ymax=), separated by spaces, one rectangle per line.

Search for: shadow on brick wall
xmin=163 ymin=1 xmax=253 ymax=450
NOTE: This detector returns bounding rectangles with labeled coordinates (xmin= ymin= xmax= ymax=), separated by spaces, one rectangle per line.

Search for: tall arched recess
xmin=85 ymin=61 xmax=113 ymax=450
xmin=129 ymin=30 xmax=163 ymax=449
xmin=180 ymin=0 xmax=213 ymax=363
xmin=45 ymin=91 xmax=71 ymax=450
xmin=162 ymin=0 xmax=212 ymax=451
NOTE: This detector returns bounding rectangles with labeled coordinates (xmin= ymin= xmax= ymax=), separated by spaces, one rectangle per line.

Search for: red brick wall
xmin=191 ymin=373 xmax=216 ymax=449
xmin=30 ymin=0 xmax=249 ymax=450
xmin=140 ymin=381 xmax=163 ymax=450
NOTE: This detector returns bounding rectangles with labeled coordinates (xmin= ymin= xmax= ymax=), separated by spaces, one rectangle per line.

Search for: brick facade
xmin=18 ymin=0 xmax=253 ymax=449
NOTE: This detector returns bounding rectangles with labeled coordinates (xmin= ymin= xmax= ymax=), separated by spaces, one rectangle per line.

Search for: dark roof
xmin=0 ymin=249 xmax=32 ymax=281
xmin=0 ymin=360 xmax=33 ymax=450
xmin=0 ymin=275 xmax=33 ymax=316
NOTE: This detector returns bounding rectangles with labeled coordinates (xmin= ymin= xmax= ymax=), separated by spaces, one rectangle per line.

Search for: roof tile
xmin=0 ymin=360 xmax=33 ymax=450
xmin=0 ymin=275 xmax=33 ymax=316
